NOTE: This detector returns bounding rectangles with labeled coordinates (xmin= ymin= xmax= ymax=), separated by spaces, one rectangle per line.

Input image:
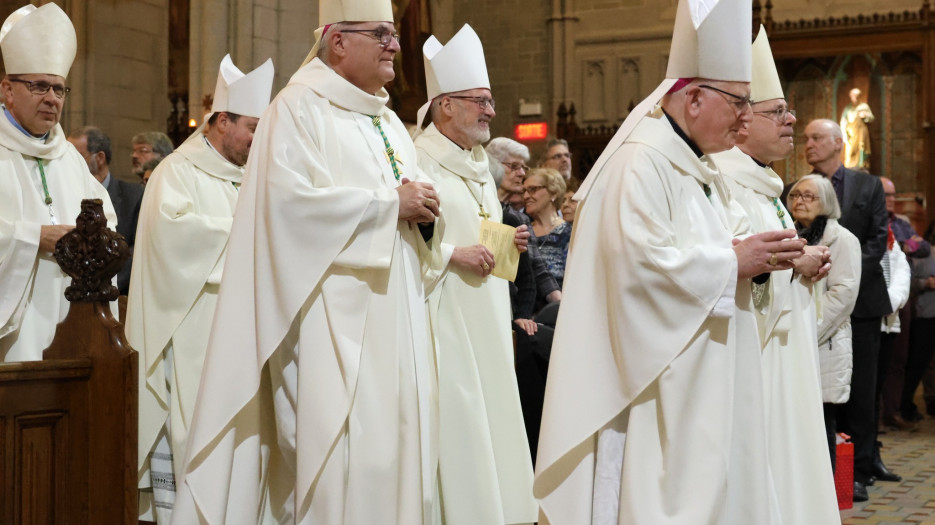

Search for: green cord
xmin=371 ymin=115 xmax=402 ymax=181
xmin=772 ymin=197 xmax=788 ymax=228
xmin=36 ymin=157 xmax=52 ymax=205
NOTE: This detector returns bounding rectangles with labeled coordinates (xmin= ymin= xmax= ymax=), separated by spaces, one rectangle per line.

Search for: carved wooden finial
xmin=54 ymin=199 xmax=129 ymax=302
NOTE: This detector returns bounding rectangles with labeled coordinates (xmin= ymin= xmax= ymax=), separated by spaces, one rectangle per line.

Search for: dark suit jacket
xmin=836 ymin=167 xmax=891 ymax=318
xmin=107 ymin=176 xmax=144 ymax=295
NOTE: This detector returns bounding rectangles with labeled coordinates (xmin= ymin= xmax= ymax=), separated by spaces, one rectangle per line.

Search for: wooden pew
xmin=0 ymin=199 xmax=138 ymax=525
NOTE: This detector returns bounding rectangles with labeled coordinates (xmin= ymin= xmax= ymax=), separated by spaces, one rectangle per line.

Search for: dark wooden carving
xmin=54 ymin=199 xmax=129 ymax=303
xmin=0 ymin=200 xmax=138 ymax=525
xmin=556 ymin=102 xmax=619 ymax=180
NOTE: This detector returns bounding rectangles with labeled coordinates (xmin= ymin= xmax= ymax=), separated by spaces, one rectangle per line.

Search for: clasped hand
xmin=732 ymin=229 xmax=806 ymax=280
xmin=396 ymin=177 xmax=439 ymax=224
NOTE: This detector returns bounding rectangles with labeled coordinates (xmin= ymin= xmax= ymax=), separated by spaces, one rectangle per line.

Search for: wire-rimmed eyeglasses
xmin=449 ymin=96 xmax=496 ymax=111
xmin=698 ymin=84 xmax=752 ymax=112
xmin=501 ymin=161 xmax=529 ymax=172
xmin=339 ymin=29 xmax=400 ymax=48
xmin=754 ymin=107 xmax=796 ymax=123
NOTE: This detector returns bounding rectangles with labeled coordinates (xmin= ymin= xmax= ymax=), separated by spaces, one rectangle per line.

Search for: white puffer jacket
xmin=815 ymin=219 xmax=862 ymax=404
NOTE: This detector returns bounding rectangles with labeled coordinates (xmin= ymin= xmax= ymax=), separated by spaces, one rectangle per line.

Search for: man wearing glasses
xmin=413 ymin=24 xmax=536 ymax=525
xmin=171 ymin=0 xmax=442 ymax=522
xmin=0 ymin=3 xmax=116 ymax=362
xmin=804 ymin=116 xmax=891 ymax=502
xmin=534 ymin=0 xmax=808 ymax=523
xmin=712 ymin=27 xmax=839 ymax=522
xmin=130 ymin=131 xmax=174 ymax=181
xmin=541 ymin=138 xmax=573 ymax=180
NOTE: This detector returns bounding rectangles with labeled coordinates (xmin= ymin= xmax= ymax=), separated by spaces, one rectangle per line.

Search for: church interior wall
xmin=0 ymin=1 xmax=929 ymax=184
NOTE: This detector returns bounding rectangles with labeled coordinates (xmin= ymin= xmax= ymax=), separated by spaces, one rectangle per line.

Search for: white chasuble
xmin=126 ymin=132 xmax=243 ymax=522
xmin=414 ymin=123 xmax=537 ymax=525
xmin=170 ymin=58 xmax=438 ymax=525
xmin=714 ymin=147 xmax=841 ymax=525
xmin=0 ymin=109 xmax=116 ymax=362
xmin=534 ymin=112 xmax=775 ymax=525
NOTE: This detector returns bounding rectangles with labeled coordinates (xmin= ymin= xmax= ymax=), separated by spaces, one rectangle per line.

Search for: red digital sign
xmin=514 ymin=122 xmax=548 ymax=141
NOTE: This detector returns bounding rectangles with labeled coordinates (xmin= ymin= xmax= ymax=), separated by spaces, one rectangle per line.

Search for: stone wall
xmin=0 ymin=0 xmax=170 ymax=182
xmin=0 ymin=0 xmax=929 ymax=174
xmin=188 ymin=0 xmax=317 ymax=125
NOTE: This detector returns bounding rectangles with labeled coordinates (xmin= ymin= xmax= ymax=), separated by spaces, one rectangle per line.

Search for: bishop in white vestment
xmin=171 ymin=3 xmax=442 ymax=522
xmin=711 ymin=27 xmax=840 ymax=525
xmin=0 ymin=3 xmax=116 ymax=362
xmin=127 ymin=52 xmax=274 ymax=524
xmin=533 ymin=1 xmax=806 ymax=523
xmin=413 ymin=24 xmax=537 ymax=525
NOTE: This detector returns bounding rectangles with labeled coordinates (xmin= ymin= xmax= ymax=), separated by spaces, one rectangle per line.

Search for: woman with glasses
xmin=524 ymin=167 xmax=570 ymax=288
xmin=788 ymin=174 xmax=862 ymax=471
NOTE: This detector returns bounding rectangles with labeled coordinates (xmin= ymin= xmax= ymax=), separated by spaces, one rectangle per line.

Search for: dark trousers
xmin=881 ymin=309 xmax=912 ymax=420
xmin=901 ymin=317 xmax=935 ymax=417
xmin=837 ymin=317 xmax=880 ymax=484
xmin=876 ymin=331 xmax=896 ymax=419
xmin=514 ymin=324 xmax=553 ymax=466
xmin=824 ymin=403 xmax=837 ymax=472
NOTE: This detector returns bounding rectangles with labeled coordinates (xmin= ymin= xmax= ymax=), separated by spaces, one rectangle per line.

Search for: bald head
xmin=881 ymin=176 xmax=896 ymax=213
xmin=804 ymin=119 xmax=844 ymax=177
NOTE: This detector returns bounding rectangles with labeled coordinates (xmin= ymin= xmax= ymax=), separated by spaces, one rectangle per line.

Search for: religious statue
xmin=840 ymin=87 xmax=874 ymax=170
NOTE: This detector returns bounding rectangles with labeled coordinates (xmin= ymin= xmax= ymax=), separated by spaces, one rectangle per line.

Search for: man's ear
xmin=684 ymin=86 xmax=703 ymax=117
xmin=330 ymin=31 xmax=347 ymax=59
xmin=439 ymin=96 xmax=455 ymax=117
xmin=0 ymin=78 xmax=13 ymax=108
xmin=216 ymin=112 xmax=232 ymax=131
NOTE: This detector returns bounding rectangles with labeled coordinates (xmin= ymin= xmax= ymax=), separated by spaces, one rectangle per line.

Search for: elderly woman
xmin=788 ymin=174 xmax=862 ymax=471
xmin=524 ymin=167 xmax=570 ymax=288
xmin=486 ymin=137 xmax=529 ymax=211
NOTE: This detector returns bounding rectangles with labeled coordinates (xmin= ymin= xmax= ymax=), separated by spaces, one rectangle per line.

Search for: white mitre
xmin=212 ymin=54 xmax=275 ymax=119
xmin=0 ymin=3 xmax=77 ymax=78
xmin=577 ymin=0 xmax=752 ymax=199
xmin=750 ymin=25 xmax=783 ymax=102
xmin=666 ymin=0 xmax=751 ymax=82
xmin=304 ymin=0 xmax=394 ymax=64
xmin=414 ymin=23 xmax=490 ymax=134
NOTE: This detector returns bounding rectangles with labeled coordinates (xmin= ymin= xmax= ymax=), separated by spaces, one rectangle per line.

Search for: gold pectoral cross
xmin=478 ymin=204 xmax=490 ymax=219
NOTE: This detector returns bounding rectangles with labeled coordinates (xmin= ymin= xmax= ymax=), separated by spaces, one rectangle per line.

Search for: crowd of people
xmin=2 ymin=0 xmax=934 ymax=523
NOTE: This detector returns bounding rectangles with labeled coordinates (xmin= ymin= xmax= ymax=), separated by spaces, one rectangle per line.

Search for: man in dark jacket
xmin=804 ymin=118 xmax=892 ymax=501
xmin=68 ymin=126 xmax=143 ymax=295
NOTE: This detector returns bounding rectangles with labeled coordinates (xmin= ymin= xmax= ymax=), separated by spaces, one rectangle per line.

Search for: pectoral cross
xmin=478 ymin=204 xmax=490 ymax=219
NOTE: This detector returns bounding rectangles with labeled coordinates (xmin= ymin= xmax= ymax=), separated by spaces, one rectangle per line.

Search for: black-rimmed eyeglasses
xmin=339 ymin=29 xmax=400 ymax=48
xmin=787 ymin=191 xmax=817 ymax=203
xmin=698 ymin=84 xmax=752 ymax=112
xmin=449 ymin=96 xmax=496 ymax=111
xmin=754 ymin=107 xmax=796 ymax=123
xmin=9 ymin=78 xmax=70 ymax=99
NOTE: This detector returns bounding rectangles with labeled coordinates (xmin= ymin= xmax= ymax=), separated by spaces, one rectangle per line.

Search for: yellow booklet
xmin=479 ymin=220 xmax=519 ymax=282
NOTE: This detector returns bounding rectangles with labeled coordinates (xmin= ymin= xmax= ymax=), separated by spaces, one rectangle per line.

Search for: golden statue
xmin=840 ymin=88 xmax=874 ymax=170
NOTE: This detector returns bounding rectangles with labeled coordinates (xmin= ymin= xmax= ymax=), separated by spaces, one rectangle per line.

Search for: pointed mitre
xmin=304 ymin=0 xmax=394 ymax=64
xmin=424 ymin=24 xmax=489 ymax=100
xmin=750 ymin=25 xmax=783 ymax=102
xmin=576 ymin=0 xmax=752 ymax=201
xmin=212 ymin=54 xmax=275 ymax=119
xmin=414 ymin=24 xmax=490 ymax=131
xmin=666 ymin=0 xmax=751 ymax=82
xmin=0 ymin=3 xmax=77 ymax=78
